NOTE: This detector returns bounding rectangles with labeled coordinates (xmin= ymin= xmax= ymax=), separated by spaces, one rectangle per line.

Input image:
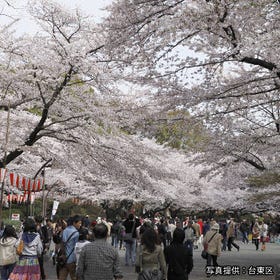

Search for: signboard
xmin=11 ymin=213 xmax=20 ymax=221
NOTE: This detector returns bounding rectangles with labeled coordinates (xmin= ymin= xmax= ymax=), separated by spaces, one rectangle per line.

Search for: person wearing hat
xmin=203 ymin=223 xmax=222 ymax=268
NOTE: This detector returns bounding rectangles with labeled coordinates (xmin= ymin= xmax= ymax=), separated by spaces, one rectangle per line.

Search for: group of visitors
xmin=0 ymin=212 xmax=279 ymax=280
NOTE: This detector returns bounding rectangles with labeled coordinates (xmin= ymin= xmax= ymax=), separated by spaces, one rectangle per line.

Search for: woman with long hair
xmin=135 ymin=227 xmax=167 ymax=280
xmin=9 ymin=218 xmax=43 ymax=280
xmin=0 ymin=225 xmax=18 ymax=280
xmin=164 ymin=228 xmax=193 ymax=280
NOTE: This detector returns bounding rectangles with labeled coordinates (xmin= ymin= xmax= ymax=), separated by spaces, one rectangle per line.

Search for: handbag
xmin=137 ymin=245 xmax=163 ymax=280
xmin=201 ymin=232 xmax=217 ymax=260
xmin=16 ymin=239 xmax=24 ymax=256
xmin=201 ymin=250 xmax=208 ymax=259
xmin=138 ymin=269 xmax=163 ymax=280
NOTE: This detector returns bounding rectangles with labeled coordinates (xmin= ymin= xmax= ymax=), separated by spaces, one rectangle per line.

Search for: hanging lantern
xmin=9 ymin=172 xmax=14 ymax=186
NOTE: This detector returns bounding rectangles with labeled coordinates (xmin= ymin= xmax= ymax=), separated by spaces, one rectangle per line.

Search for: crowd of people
xmin=0 ymin=213 xmax=280 ymax=280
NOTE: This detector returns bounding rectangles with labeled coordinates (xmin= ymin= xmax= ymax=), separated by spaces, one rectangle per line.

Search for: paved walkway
xmin=39 ymin=241 xmax=280 ymax=280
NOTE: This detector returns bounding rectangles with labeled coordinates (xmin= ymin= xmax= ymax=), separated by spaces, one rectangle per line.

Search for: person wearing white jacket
xmin=0 ymin=225 xmax=18 ymax=280
xmin=9 ymin=218 xmax=43 ymax=280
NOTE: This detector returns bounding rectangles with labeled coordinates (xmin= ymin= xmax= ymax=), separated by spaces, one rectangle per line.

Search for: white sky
xmin=0 ymin=0 xmax=113 ymax=34
xmin=51 ymin=0 xmax=113 ymax=18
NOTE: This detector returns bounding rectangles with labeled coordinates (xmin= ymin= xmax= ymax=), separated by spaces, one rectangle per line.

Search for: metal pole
xmin=0 ymin=106 xmax=10 ymax=226
xmin=26 ymin=158 xmax=52 ymax=219
xmin=42 ymin=169 xmax=45 ymax=218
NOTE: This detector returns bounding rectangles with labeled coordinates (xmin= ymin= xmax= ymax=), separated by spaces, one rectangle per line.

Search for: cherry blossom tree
xmin=1 ymin=0 xmax=279 ymax=214
xmin=103 ymin=0 xmax=280 ymax=178
xmin=0 ymin=0 xmax=110 ymax=168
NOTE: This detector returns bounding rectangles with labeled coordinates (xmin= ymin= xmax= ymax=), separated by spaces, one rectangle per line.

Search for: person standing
xmin=157 ymin=218 xmax=168 ymax=249
xmin=259 ymin=220 xmax=268 ymax=251
xmin=53 ymin=219 xmax=67 ymax=278
xmin=111 ymin=220 xmax=121 ymax=249
xmin=166 ymin=219 xmax=176 ymax=246
xmin=45 ymin=219 xmax=54 ymax=246
xmin=122 ymin=213 xmax=141 ymax=266
xmin=0 ymin=225 xmax=18 ymax=280
xmin=9 ymin=218 xmax=43 ymax=280
xmin=182 ymin=216 xmax=189 ymax=229
xmin=59 ymin=215 xmax=81 ymax=280
xmin=183 ymin=221 xmax=195 ymax=255
xmin=76 ymin=223 xmax=123 ymax=280
xmin=135 ymin=228 xmax=167 ymax=280
xmin=83 ymin=215 xmax=90 ymax=228
xmin=74 ymin=227 xmax=90 ymax=264
xmin=164 ymin=228 xmax=193 ymax=280
xmin=202 ymin=220 xmax=211 ymax=236
xmin=252 ymin=220 xmax=261 ymax=250
xmin=203 ymin=223 xmax=222 ymax=268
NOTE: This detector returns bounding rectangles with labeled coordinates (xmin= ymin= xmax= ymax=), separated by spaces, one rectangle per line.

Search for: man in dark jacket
xmin=157 ymin=219 xmax=167 ymax=249
xmin=240 ymin=220 xmax=249 ymax=244
xmin=35 ymin=216 xmax=49 ymax=280
xmin=164 ymin=228 xmax=193 ymax=280
xmin=122 ymin=213 xmax=141 ymax=266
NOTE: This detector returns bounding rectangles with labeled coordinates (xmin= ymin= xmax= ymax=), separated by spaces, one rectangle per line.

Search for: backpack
xmin=56 ymin=230 xmax=77 ymax=267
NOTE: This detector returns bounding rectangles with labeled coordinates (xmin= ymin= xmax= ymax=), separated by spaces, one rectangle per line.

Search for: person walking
xmin=183 ymin=221 xmax=195 ymax=255
xmin=76 ymin=223 xmax=123 ymax=280
xmin=0 ymin=225 xmax=18 ymax=280
xmin=122 ymin=213 xmax=141 ymax=266
xmin=35 ymin=216 xmax=49 ymax=280
xmin=164 ymin=228 xmax=193 ymax=280
xmin=203 ymin=223 xmax=222 ymax=268
xmin=135 ymin=227 xmax=167 ymax=280
xmin=192 ymin=220 xmax=201 ymax=250
xmin=239 ymin=220 xmax=249 ymax=244
xmin=9 ymin=218 xmax=43 ymax=280
xmin=226 ymin=218 xmax=240 ymax=251
xmin=58 ymin=215 xmax=81 ymax=280
xmin=219 ymin=220 xmax=228 ymax=251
